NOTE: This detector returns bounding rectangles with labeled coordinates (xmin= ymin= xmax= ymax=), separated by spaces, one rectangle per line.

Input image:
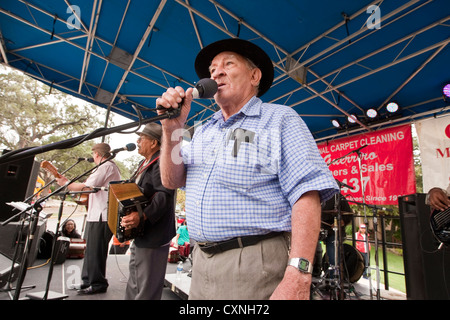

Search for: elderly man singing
xmin=157 ymin=38 xmax=338 ymax=300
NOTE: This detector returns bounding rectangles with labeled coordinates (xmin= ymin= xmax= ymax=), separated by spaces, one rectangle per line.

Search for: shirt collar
xmin=211 ymin=96 xmax=262 ymax=123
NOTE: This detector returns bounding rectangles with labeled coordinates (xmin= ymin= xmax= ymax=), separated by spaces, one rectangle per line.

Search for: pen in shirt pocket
xmin=227 ymin=128 xmax=255 ymax=157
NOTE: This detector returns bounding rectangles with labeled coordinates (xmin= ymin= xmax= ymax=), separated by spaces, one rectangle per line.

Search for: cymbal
xmin=321 ymin=210 xmax=353 ymax=215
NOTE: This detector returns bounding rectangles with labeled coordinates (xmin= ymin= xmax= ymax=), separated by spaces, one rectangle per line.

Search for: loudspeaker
xmin=0 ymin=152 xmax=40 ymax=222
xmin=0 ymin=220 xmax=47 ymax=267
xmin=398 ymin=193 xmax=450 ymax=300
xmin=0 ymin=253 xmax=20 ymax=288
xmin=53 ymin=237 xmax=70 ymax=264
xmin=37 ymin=232 xmax=69 ymax=264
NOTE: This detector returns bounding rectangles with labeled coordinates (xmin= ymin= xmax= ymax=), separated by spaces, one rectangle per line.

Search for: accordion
xmin=107 ymin=181 xmax=148 ymax=243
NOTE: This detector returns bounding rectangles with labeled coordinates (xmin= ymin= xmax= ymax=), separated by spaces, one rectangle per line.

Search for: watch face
xmin=299 ymin=258 xmax=309 ymax=270
xmin=289 ymin=258 xmax=311 ymax=273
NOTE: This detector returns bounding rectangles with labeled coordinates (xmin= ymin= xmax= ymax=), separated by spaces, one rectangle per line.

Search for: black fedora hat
xmin=194 ymin=38 xmax=274 ymax=97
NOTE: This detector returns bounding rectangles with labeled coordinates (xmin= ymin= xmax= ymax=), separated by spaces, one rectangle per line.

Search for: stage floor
xmin=0 ymin=252 xmax=183 ymax=301
xmin=0 ymin=200 xmax=406 ymax=301
xmin=0 ymin=248 xmax=406 ymax=301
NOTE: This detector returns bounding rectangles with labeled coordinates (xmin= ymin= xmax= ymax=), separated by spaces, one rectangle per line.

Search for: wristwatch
xmin=288 ymin=257 xmax=313 ymax=274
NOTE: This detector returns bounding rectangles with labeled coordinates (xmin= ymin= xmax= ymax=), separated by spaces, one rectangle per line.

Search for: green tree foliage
xmin=0 ymin=67 xmax=133 ymax=192
xmin=0 ymin=69 xmax=101 ymax=150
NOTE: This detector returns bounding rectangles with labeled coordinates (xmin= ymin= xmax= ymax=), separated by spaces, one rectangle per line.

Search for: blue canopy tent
xmin=0 ymin=0 xmax=449 ymax=147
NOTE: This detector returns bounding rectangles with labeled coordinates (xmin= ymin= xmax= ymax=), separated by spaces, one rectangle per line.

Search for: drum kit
xmin=311 ymin=192 xmax=366 ymax=300
xmin=311 ymin=144 xmax=379 ymax=300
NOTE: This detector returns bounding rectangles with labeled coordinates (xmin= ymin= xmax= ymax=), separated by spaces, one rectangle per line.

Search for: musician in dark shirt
xmin=427 ymin=185 xmax=450 ymax=211
xmin=121 ymin=123 xmax=176 ymax=300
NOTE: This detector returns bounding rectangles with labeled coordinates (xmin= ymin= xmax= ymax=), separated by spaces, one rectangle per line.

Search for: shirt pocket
xmin=215 ymin=140 xmax=278 ymax=191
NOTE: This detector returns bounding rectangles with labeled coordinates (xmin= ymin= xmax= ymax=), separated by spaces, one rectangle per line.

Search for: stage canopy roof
xmin=1 ymin=0 xmax=449 ymax=142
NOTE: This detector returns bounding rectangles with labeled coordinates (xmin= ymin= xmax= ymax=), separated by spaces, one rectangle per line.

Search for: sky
xmin=107 ymin=115 xmax=140 ymax=162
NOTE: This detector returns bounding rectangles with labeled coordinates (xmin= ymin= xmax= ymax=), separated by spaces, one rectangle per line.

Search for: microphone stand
xmin=347 ymin=199 xmax=392 ymax=300
xmin=40 ymin=189 xmax=98 ymax=300
xmin=371 ymin=205 xmax=381 ymax=300
xmin=0 ymin=108 xmax=180 ymax=165
xmin=327 ymin=144 xmax=368 ymax=166
xmin=328 ymin=146 xmax=372 ymax=298
xmin=334 ymin=193 xmax=345 ymax=300
xmin=8 ymin=153 xmax=117 ymax=299
xmin=0 ymin=109 xmax=177 ymax=299
xmin=26 ymin=158 xmax=86 ymax=204
xmin=33 ymin=153 xmax=118 ymax=300
xmin=0 ymin=207 xmax=36 ymax=299
xmin=312 ymin=190 xmax=347 ymax=300
xmin=3 ymin=158 xmax=87 ymax=225
xmin=0 ymin=159 xmax=86 ymax=299
xmin=329 ymin=145 xmax=374 ymax=298
xmin=353 ymin=147 xmax=374 ymax=300
xmin=334 ymin=145 xmax=373 ymax=299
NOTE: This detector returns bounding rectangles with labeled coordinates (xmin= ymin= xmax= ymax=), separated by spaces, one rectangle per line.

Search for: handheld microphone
xmin=192 ymin=78 xmax=218 ymax=99
xmin=111 ymin=143 xmax=136 ymax=154
xmin=156 ymin=78 xmax=218 ymax=111
xmin=78 ymin=157 xmax=94 ymax=162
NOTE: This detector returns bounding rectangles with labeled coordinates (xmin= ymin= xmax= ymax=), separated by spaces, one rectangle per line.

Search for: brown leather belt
xmin=197 ymin=232 xmax=282 ymax=255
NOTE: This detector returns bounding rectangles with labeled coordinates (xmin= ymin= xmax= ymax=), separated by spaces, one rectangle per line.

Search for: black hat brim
xmin=194 ymin=38 xmax=274 ymax=97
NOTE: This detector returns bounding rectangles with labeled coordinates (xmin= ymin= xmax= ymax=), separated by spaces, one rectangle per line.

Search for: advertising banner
xmin=415 ymin=115 xmax=450 ymax=193
xmin=317 ymin=124 xmax=416 ymax=205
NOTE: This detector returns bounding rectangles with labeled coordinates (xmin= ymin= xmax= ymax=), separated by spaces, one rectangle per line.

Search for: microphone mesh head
xmin=126 ymin=143 xmax=136 ymax=151
xmin=195 ymin=78 xmax=218 ymax=99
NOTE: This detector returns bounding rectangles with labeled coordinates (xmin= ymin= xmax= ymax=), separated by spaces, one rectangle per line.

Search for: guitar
xmin=430 ymin=207 xmax=450 ymax=246
xmin=40 ymin=160 xmax=89 ymax=208
xmin=40 ymin=160 xmax=62 ymax=179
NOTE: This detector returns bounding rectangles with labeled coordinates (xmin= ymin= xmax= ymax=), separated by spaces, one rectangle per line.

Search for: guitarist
xmin=56 ymin=143 xmax=121 ymax=295
xmin=427 ymin=185 xmax=450 ymax=211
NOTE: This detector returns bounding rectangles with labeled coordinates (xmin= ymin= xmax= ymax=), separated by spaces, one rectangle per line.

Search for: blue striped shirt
xmin=182 ymin=96 xmax=338 ymax=242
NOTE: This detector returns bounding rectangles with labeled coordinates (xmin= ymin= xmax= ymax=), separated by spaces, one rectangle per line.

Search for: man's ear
xmin=251 ymin=67 xmax=262 ymax=88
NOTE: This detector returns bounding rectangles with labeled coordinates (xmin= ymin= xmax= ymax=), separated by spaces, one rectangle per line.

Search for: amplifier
xmin=399 ymin=193 xmax=450 ymax=300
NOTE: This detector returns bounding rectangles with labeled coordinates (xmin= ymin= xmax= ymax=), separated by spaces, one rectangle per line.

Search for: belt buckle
xmin=197 ymin=241 xmax=215 ymax=248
